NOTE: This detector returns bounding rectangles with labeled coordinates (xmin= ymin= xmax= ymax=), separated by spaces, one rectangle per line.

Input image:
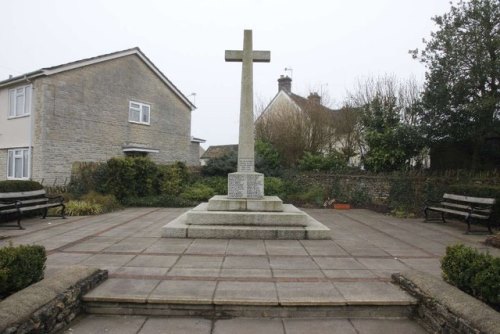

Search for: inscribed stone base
xmin=207 ymin=195 xmax=283 ymax=212
xmin=228 ymin=172 xmax=264 ymax=199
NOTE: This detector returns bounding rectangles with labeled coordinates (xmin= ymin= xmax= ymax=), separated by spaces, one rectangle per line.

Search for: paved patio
xmin=1 ymin=207 xmax=497 ymax=333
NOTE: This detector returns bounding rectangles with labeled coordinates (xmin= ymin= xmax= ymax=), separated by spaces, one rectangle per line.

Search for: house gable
xmin=0 ymin=48 xmax=195 ymax=111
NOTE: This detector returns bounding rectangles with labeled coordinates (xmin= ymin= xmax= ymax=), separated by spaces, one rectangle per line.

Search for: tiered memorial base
xmin=161 ymin=195 xmax=331 ymax=240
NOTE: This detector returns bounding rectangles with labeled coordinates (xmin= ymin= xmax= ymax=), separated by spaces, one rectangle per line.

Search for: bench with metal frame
xmin=0 ymin=189 xmax=65 ymax=230
xmin=424 ymin=193 xmax=496 ymax=234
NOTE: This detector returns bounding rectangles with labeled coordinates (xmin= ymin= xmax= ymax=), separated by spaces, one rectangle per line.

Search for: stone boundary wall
xmin=392 ymin=270 xmax=500 ymax=334
xmin=0 ymin=266 xmax=107 ymax=334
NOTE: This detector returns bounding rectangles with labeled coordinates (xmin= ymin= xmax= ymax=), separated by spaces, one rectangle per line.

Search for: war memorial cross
xmin=225 ymin=30 xmax=270 ymax=173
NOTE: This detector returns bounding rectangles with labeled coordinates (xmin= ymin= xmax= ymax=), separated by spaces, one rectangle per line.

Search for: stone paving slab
xmin=1 ymin=207 xmax=498 ymax=313
xmin=63 ymin=315 xmax=428 ymax=334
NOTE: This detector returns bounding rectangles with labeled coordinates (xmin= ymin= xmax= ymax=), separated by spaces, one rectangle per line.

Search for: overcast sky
xmin=0 ymin=0 xmax=453 ymax=148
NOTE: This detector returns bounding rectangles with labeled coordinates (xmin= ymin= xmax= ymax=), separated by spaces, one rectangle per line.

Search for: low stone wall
xmin=0 ymin=266 xmax=107 ymax=334
xmin=392 ymin=270 xmax=500 ymax=334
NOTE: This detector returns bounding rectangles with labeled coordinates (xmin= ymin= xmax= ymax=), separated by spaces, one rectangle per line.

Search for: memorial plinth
xmin=161 ymin=29 xmax=331 ymax=240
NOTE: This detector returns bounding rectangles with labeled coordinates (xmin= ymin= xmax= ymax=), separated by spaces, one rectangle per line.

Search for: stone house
xmin=256 ymin=76 xmax=362 ymax=166
xmin=0 ymin=47 xmax=204 ymax=185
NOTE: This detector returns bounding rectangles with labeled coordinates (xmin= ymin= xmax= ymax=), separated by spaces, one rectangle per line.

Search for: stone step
xmin=82 ymin=277 xmax=417 ymax=318
xmin=162 ymin=204 xmax=331 ymax=239
xmin=187 ymin=204 xmax=308 ymax=226
xmin=84 ymin=300 xmax=415 ymax=319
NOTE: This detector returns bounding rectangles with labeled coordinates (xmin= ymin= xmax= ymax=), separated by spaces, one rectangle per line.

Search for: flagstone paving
xmin=1 ymin=207 xmax=498 ymax=333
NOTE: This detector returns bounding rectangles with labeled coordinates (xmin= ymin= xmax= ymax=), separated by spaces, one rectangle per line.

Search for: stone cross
xmin=225 ymin=30 xmax=270 ymax=173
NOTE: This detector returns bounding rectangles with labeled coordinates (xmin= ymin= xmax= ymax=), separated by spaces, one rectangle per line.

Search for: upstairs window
xmin=8 ymin=85 xmax=32 ymax=118
xmin=7 ymin=148 xmax=30 ymax=179
xmin=129 ymin=101 xmax=150 ymax=125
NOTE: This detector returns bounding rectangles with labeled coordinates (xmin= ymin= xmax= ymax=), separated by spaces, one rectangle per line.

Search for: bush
xmin=0 ymin=180 xmax=43 ymax=192
xmin=158 ymin=162 xmax=189 ymax=196
xmin=198 ymin=176 xmax=227 ymax=195
xmin=80 ymin=191 xmax=121 ymax=213
xmin=349 ymin=183 xmax=372 ymax=207
xmin=104 ymin=157 xmax=137 ymax=200
xmin=441 ymin=244 xmax=499 ymax=308
xmin=68 ymin=162 xmax=108 ymax=197
xmin=255 ymin=140 xmax=282 ymax=176
xmin=0 ymin=244 xmax=46 ymax=298
xmin=181 ymin=183 xmax=215 ymax=202
xmin=265 ymin=177 xmax=286 ymax=197
xmin=202 ymin=151 xmax=237 ymax=176
xmin=298 ymin=152 xmax=347 ymax=172
xmin=63 ymin=200 xmax=103 ymax=216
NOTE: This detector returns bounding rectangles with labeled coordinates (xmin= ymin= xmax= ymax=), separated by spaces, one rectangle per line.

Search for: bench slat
xmin=427 ymin=207 xmax=489 ymax=220
xmin=0 ymin=189 xmax=47 ymax=199
xmin=443 ymin=193 xmax=495 ymax=205
xmin=18 ymin=203 xmax=63 ymax=212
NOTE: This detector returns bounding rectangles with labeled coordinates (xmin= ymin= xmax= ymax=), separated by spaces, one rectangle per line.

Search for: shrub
xmin=104 ymin=157 xmax=137 ymax=200
xmin=158 ymin=162 xmax=189 ymax=196
xmin=198 ymin=176 xmax=227 ymax=195
xmin=181 ymin=183 xmax=215 ymax=202
xmin=202 ymin=151 xmax=237 ymax=176
xmin=349 ymin=183 xmax=372 ymax=207
xmin=441 ymin=244 xmax=499 ymax=308
xmin=80 ymin=191 xmax=121 ymax=213
xmin=0 ymin=180 xmax=43 ymax=192
xmin=265 ymin=177 xmax=286 ymax=197
xmin=298 ymin=152 xmax=347 ymax=171
xmin=131 ymin=157 xmax=159 ymax=197
xmin=68 ymin=162 xmax=108 ymax=197
xmin=0 ymin=244 xmax=46 ymax=298
xmin=63 ymin=200 xmax=103 ymax=216
xmin=255 ymin=140 xmax=282 ymax=176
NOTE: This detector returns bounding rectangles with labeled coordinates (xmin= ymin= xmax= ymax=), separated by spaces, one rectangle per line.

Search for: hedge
xmin=441 ymin=244 xmax=499 ymax=309
xmin=0 ymin=180 xmax=43 ymax=193
xmin=0 ymin=244 xmax=46 ymax=298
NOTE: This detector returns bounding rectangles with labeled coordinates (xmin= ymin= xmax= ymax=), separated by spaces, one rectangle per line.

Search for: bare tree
xmin=255 ymin=93 xmax=335 ymax=166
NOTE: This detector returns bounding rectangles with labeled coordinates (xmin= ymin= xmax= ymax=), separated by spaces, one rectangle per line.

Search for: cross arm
xmin=225 ymin=50 xmax=271 ymax=62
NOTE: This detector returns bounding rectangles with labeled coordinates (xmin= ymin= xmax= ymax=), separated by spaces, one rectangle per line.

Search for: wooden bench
xmin=424 ymin=193 xmax=496 ymax=234
xmin=0 ymin=189 xmax=65 ymax=230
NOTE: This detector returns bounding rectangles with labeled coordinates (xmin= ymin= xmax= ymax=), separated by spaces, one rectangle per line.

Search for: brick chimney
xmin=308 ymin=92 xmax=321 ymax=104
xmin=278 ymin=75 xmax=292 ymax=93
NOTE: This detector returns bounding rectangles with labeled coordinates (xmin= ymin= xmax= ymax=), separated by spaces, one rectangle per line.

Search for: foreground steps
xmin=82 ymin=276 xmax=417 ymax=319
xmin=84 ymin=300 xmax=416 ymax=319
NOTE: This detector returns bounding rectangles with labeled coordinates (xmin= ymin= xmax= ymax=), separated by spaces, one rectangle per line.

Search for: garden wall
xmin=0 ymin=266 xmax=107 ymax=334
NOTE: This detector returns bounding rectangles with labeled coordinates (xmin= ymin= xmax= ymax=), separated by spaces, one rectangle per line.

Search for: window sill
xmin=8 ymin=114 xmax=30 ymax=120
xmin=128 ymin=121 xmax=151 ymax=126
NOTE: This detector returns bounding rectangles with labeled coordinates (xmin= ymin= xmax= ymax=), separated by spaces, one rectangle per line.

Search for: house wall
xmin=31 ymin=55 xmax=193 ymax=185
xmin=0 ymin=85 xmax=32 ymax=149
xmin=0 ymin=84 xmax=33 ymax=180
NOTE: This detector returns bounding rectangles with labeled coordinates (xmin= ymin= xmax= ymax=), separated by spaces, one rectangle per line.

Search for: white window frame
xmin=128 ymin=101 xmax=150 ymax=125
xmin=7 ymin=148 xmax=30 ymax=180
xmin=8 ymin=85 xmax=32 ymax=118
